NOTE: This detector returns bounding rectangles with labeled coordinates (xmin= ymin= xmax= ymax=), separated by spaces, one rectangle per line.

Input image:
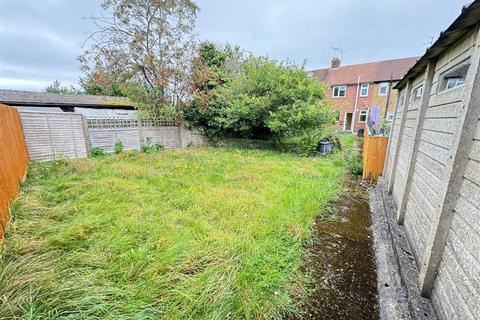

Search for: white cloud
xmin=0 ymin=77 xmax=73 ymax=92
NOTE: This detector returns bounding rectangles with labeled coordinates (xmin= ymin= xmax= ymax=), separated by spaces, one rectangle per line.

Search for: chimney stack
xmin=331 ymin=57 xmax=341 ymax=69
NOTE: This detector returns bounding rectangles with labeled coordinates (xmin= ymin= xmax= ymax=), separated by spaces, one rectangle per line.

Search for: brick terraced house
xmin=312 ymin=57 xmax=418 ymax=133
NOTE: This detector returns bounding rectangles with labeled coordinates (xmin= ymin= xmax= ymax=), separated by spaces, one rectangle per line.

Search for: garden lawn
xmin=0 ymin=142 xmax=351 ymax=319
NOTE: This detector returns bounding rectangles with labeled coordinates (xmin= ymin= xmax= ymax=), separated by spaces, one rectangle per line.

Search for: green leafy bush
xmin=89 ymin=147 xmax=106 ymax=158
xmin=184 ymin=42 xmax=336 ymax=155
xmin=141 ymin=137 xmax=164 ymax=154
xmin=346 ymin=152 xmax=363 ymax=175
xmin=114 ymin=140 xmax=124 ymax=154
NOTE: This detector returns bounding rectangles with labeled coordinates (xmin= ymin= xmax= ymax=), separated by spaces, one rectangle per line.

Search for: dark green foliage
xmin=89 ymin=147 xmax=107 ymax=158
xmin=45 ymin=80 xmax=81 ymax=95
xmin=346 ymin=152 xmax=363 ymax=175
xmin=184 ymin=43 xmax=336 ymax=155
xmin=114 ymin=140 xmax=124 ymax=154
xmin=141 ymin=137 xmax=164 ymax=154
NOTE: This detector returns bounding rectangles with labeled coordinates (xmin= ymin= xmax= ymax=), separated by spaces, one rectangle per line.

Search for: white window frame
xmin=359 ymin=110 xmax=368 ymax=123
xmin=359 ymin=83 xmax=369 ymax=97
xmin=386 ymin=112 xmax=395 ymax=121
xmin=332 ymin=85 xmax=346 ymax=98
xmin=379 ymin=82 xmax=389 ymax=96
xmin=446 ymin=77 xmax=465 ymax=90
xmin=414 ymin=86 xmax=423 ymax=100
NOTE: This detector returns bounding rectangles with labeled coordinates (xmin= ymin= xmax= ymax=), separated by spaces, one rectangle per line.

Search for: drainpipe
xmin=352 ymin=76 xmax=361 ymax=132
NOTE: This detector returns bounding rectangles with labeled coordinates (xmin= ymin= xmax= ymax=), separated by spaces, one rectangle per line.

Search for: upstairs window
xmin=439 ymin=60 xmax=470 ymax=92
xmin=360 ymin=83 xmax=369 ymax=97
xmin=333 ymin=85 xmax=346 ymax=98
xmin=359 ymin=110 xmax=368 ymax=123
xmin=379 ymin=82 xmax=389 ymax=96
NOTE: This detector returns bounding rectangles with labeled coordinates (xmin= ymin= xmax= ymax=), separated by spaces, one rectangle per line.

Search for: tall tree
xmin=79 ymin=0 xmax=199 ymax=115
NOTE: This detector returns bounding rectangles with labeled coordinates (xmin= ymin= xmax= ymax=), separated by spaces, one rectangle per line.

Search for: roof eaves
xmin=395 ymin=1 xmax=480 ymax=89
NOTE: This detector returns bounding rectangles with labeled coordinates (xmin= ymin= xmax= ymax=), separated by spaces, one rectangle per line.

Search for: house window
xmin=413 ymin=85 xmax=423 ymax=101
xmin=386 ymin=113 xmax=395 ymax=121
xmin=439 ymin=60 xmax=470 ymax=92
xmin=359 ymin=110 xmax=368 ymax=123
xmin=379 ymin=82 xmax=389 ymax=96
xmin=333 ymin=85 xmax=346 ymax=98
xmin=359 ymin=83 xmax=369 ymax=97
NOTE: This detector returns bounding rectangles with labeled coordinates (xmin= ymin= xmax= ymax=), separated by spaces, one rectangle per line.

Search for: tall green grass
xmin=0 ymin=143 xmax=351 ymax=319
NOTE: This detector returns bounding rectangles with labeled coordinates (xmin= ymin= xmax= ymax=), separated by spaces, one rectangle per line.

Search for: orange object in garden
xmin=0 ymin=104 xmax=29 ymax=240
xmin=363 ymin=128 xmax=389 ymax=181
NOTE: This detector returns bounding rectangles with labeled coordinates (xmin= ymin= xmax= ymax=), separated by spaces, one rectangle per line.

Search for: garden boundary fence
xmin=17 ymin=111 xmax=205 ymax=161
xmin=382 ymin=23 xmax=480 ymax=318
xmin=19 ymin=111 xmax=89 ymax=161
xmin=86 ymin=117 xmax=204 ymax=152
xmin=0 ymin=104 xmax=29 ymax=239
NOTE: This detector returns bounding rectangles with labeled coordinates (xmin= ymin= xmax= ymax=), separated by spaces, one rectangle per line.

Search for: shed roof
xmin=0 ymin=90 xmax=136 ymax=109
xmin=311 ymin=57 xmax=418 ymax=86
xmin=396 ymin=0 xmax=480 ymax=89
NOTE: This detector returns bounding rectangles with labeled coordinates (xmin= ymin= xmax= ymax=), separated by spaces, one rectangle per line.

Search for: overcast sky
xmin=0 ymin=0 xmax=469 ymax=92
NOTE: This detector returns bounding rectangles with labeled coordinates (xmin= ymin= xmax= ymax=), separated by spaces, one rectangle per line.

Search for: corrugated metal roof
xmin=395 ymin=0 xmax=480 ymax=89
xmin=0 ymin=89 xmax=135 ymax=109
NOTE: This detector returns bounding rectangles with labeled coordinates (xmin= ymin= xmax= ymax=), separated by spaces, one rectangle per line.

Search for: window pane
xmin=379 ymin=83 xmax=389 ymax=95
xmin=359 ymin=111 xmax=368 ymax=122
xmin=446 ymin=78 xmax=457 ymax=90
xmin=360 ymin=84 xmax=369 ymax=96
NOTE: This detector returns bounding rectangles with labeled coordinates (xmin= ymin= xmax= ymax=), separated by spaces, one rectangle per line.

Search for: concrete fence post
xmin=387 ymin=79 xmax=413 ymax=194
xmin=397 ymin=59 xmax=437 ymax=225
xmin=81 ymin=115 xmax=91 ymax=155
xmin=418 ymin=54 xmax=480 ymax=297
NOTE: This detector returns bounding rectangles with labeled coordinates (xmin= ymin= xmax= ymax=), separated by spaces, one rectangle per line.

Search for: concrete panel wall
xmin=391 ymin=76 xmax=424 ymax=207
xmin=383 ymin=90 xmax=405 ymax=183
xmin=384 ymin=25 xmax=480 ymax=319
xmin=19 ymin=113 xmax=205 ymax=161
xmin=430 ymin=118 xmax=480 ymax=320
xmin=88 ymin=123 xmax=204 ymax=152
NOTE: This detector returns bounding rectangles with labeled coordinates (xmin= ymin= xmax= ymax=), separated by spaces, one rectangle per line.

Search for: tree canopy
xmin=184 ymin=42 xmax=336 ymax=155
xmin=79 ymin=0 xmax=199 ymax=115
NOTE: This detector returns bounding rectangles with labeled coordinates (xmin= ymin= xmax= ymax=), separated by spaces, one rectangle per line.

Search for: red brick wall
xmin=326 ymin=83 xmax=372 ymax=132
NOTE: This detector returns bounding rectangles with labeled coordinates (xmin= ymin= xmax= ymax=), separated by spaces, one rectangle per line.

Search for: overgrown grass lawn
xmin=1 ymin=144 xmax=348 ymax=319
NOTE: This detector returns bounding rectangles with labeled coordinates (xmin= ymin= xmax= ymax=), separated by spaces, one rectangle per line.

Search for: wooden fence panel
xmin=363 ymin=129 xmax=389 ymax=181
xmin=19 ymin=111 xmax=89 ymax=161
xmin=0 ymin=104 xmax=29 ymax=239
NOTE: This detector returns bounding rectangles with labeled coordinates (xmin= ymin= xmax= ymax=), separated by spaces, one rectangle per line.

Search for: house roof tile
xmin=312 ymin=57 xmax=418 ymax=86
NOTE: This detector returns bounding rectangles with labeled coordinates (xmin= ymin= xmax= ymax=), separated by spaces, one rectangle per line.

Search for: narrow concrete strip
xmin=370 ymin=180 xmax=436 ymax=320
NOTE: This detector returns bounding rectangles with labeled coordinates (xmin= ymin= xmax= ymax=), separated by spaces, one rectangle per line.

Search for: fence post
xmin=382 ymin=91 xmax=401 ymax=180
xmin=45 ymin=113 xmax=56 ymax=160
xmin=81 ymin=115 xmax=91 ymax=155
xmin=418 ymin=54 xmax=480 ymax=297
xmin=397 ymin=59 xmax=437 ymax=224
xmin=387 ymin=79 xmax=413 ymax=194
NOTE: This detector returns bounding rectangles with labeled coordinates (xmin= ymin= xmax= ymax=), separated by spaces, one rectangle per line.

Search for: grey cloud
xmin=0 ymin=0 xmax=470 ymax=92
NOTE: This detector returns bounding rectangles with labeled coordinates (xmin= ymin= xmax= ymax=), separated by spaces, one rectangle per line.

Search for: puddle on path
xmin=296 ymin=178 xmax=379 ymax=320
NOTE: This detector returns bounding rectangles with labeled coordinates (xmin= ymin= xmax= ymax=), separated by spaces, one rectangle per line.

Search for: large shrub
xmin=184 ymin=43 xmax=336 ymax=155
